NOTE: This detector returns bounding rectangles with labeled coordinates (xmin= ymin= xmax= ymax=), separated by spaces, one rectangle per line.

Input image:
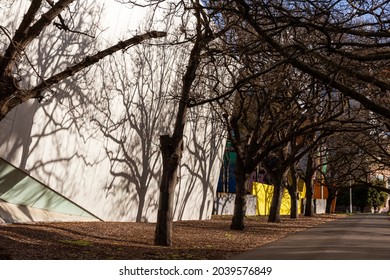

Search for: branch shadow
xmin=176 ymin=105 xmax=226 ymax=220
xmin=1 ymin=1 xmax=225 ymax=224
xmin=0 ymin=1 xmax=107 ymax=219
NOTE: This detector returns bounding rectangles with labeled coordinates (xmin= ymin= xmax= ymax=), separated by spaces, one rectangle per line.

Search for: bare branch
xmin=0 ymin=0 xmax=75 ymax=75
xmin=46 ymin=0 xmax=95 ymax=38
xmin=29 ymin=31 xmax=167 ymax=98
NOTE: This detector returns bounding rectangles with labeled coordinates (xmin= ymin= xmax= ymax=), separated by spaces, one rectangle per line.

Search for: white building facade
xmin=0 ymin=0 xmax=226 ymax=222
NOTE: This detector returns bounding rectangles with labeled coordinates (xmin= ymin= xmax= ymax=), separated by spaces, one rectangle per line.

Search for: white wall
xmin=0 ymin=0 xmax=226 ymax=222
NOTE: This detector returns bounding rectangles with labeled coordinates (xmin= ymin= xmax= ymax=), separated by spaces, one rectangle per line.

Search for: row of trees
xmin=1 ymin=0 xmax=389 ymax=246
xmin=205 ymin=0 xmax=390 ymax=230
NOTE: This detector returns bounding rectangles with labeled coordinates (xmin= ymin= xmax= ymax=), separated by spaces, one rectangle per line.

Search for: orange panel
xmin=313 ymin=183 xmax=329 ymax=199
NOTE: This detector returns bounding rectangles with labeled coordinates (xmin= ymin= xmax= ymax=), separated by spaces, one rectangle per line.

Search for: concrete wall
xmin=314 ymin=199 xmax=327 ymax=214
xmin=0 ymin=1 xmax=226 ymax=222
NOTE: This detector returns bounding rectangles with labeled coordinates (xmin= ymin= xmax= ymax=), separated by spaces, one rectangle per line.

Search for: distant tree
xmin=367 ymin=187 xmax=388 ymax=213
xmin=320 ymin=120 xmax=390 ymax=214
xmin=338 ymin=181 xmax=389 ymax=213
xmin=354 ymin=186 xmax=369 ymax=213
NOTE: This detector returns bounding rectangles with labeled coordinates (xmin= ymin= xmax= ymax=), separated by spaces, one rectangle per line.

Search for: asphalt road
xmin=232 ymin=213 xmax=390 ymax=260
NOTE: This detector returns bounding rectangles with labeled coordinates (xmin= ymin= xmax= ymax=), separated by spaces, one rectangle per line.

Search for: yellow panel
xmin=252 ymin=182 xmax=305 ymax=215
xmin=280 ymin=188 xmax=291 ymax=215
xmin=298 ymin=178 xmax=306 ymax=195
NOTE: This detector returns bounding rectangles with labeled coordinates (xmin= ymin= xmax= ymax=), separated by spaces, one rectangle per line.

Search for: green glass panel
xmin=31 ymin=190 xmax=85 ymax=216
xmin=0 ymin=158 xmax=96 ymax=219
xmin=0 ymin=178 xmax=47 ymax=206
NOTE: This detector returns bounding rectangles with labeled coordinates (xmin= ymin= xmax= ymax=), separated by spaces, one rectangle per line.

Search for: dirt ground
xmin=0 ymin=214 xmax=344 ymax=260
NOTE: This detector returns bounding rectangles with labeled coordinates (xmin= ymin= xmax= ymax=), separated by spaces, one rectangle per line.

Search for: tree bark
xmin=268 ymin=172 xmax=285 ymax=223
xmin=154 ymin=135 xmax=182 ymax=246
xmin=326 ymin=194 xmax=335 ymax=214
xmin=230 ymin=164 xmax=250 ymax=230
xmin=0 ymin=93 xmax=24 ymax=121
xmin=153 ymin=6 xmax=211 ymax=245
xmin=304 ymin=184 xmax=314 ymax=216
xmin=287 ymin=167 xmax=299 ymax=219
xmin=304 ymin=154 xmax=315 ymax=216
xmin=289 ymin=190 xmax=299 ymax=219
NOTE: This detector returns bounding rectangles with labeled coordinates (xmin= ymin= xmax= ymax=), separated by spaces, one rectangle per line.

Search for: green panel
xmin=31 ymin=190 xmax=84 ymax=216
xmin=0 ymin=158 xmax=97 ymax=219
xmin=224 ymin=141 xmax=236 ymax=163
xmin=0 ymin=162 xmax=28 ymax=195
xmin=0 ymin=177 xmax=47 ymax=206
xmin=228 ymin=151 xmax=236 ymax=163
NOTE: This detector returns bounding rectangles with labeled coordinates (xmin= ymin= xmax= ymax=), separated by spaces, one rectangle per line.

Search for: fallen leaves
xmin=0 ymin=214 xmax=344 ymax=260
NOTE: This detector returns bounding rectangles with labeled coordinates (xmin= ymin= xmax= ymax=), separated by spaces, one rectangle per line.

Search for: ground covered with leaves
xmin=0 ymin=214 xmax=344 ymax=260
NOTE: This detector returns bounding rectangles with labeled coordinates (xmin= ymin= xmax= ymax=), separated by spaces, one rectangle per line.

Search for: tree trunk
xmin=286 ymin=167 xmax=298 ymax=219
xmin=289 ymin=190 xmax=299 ymax=219
xmin=304 ymin=186 xmax=314 ymax=216
xmin=325 ymin=193 xmax=335 ymax=214
xmin=154 ymin=135 xmax=182 ymax=246
xmin=304 ymin=154 xmax=315 ymax=216
xmin=153 ymin=9 xmax=210 ymax=245
xmin=230 ymin=164 xmax=250 ymax=230
xmin=268 ymin=173 xmax=285 ymax=223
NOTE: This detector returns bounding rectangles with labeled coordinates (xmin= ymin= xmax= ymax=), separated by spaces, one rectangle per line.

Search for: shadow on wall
xmin=0 ymin=1 xmax=111 ymax=219
xmin=0 ymin=0 xmax=101 ymax=170
xmin=88 ymin=20 xmax=185 ymax=221
xmin=213 ymin=193 xmax=235 ymax=215
xmin=177 ymin=105 xmax=226 ymax=220
xmin=1 ymin=0 xmax=107 ymax=202
xmin=91 ymin=56 xmax=166 ymax=221
xmin=0 ymin=1 xmax=225 ymax=222
xmin=87 ymin=10 xmax=226 ymax=222
xmin=213 ymin=193 xmax=257 ymax=216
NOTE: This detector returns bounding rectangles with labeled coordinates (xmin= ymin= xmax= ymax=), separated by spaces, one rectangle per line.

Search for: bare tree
xmin=200 ymin=0 xmax=390 ymax=225
xmin=216 ymin=60 xmax=343 ymax=227
xmin=0 ymin=0 xmax=166 ymax=121
xmin=154 ymin=0 xmax=232 ymax=246
xmin=206 ymin=0 xmax=390 ymax=120
xmin=318 ymin=110 xmax=390 ymax=213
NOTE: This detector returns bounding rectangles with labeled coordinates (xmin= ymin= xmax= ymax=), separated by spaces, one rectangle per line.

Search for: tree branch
xmin=28 ymin=31 xmax=167 ymax=98
xmin=233 ymin=0 xmax=390 ymax=119
xmin=0 ymin=0 xmax=75 ymax=76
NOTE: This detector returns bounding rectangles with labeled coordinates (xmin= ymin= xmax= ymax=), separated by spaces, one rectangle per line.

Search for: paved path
xmin=232 ymin=213 xmax=390 ymax=260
